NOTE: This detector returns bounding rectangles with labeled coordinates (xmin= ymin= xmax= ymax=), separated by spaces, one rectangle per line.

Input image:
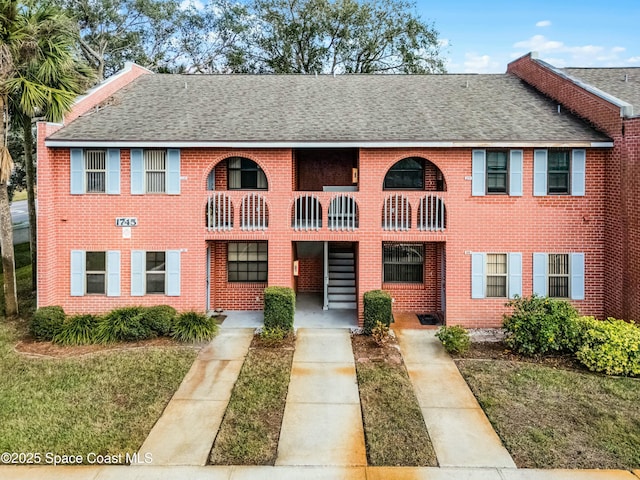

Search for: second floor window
xmin=228 ymin=157 xmax=267 ymax=190
xmin=548 ymin=151 xmax=570 ymax=194
xmin=85 ymin=150 xmax=106 ymax=193
xmin=384 ymin=158 xmax=424 ymax=190
xmin=145 ymin=150 xmax=166 ymax=193
xmin=486 ymin=151 xmax=508 ymax=194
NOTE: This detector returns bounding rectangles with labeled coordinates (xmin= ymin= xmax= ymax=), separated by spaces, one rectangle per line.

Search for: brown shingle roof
xmin=562 ymin=68 xmax=640 ymax=116
xmin=48 ymin=73 xmax=610 ymax=144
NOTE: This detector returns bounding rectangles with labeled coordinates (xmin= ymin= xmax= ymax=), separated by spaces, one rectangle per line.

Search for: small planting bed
xmin=456 ymin=342 xmax=640 ymax=469
xmin=352 ymin=334 xmax=437 ymax=466
xmin=210 ymin=332 xmax=294 ymax=465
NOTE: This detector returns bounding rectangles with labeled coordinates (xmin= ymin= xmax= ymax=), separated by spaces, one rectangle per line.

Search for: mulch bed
xmin=352 ymin=333 xmax=403 ymax=365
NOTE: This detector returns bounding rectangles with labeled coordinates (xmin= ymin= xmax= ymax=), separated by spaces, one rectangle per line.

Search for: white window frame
xmin=84 ymin=149 xmax=107 ymax=193
xmin=85 ymin=251 xmax=107 ymax=295
xmin=144 ymin=149 xmax=167 ymax=193
xmin=485 ymin=253 xmax=508 ymax=297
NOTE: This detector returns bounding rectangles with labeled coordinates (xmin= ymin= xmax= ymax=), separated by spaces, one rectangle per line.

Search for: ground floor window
xmin=383 ymin=243 xmax=424 ymax=283
xmin=486 ymin=253 xmax=507 ymax=297
xmin=548 ymin=253 xmax=569 ymax=298
xmin=228 ymin=242 xmax=268 ymax=282
xmin=86 ymin=251 xmax=106 ymax=294
xmin=146 ymin=251 xmax=166 ymax=294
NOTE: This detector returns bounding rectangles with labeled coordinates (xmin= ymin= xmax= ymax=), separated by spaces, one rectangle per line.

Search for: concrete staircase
xmin=327 ymin=246 xmax=357 ymax=309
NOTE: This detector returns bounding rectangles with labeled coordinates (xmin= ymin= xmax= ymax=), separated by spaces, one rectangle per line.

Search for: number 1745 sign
xmin=115 ymin=217 xmax=138 ymax=227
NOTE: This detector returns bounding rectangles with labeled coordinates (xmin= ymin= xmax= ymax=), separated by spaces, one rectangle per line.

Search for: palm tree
xmin=9 ymin=1 xmax=93 ymax=291
xmin=1 ymin=0 xmax=92 ymax=315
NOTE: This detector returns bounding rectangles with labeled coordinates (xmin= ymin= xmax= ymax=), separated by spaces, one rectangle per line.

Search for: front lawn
xmin=0 ymin=256 xmax=198 ymax=461
xmin=457 ymin=356 xmax=640 ymax=469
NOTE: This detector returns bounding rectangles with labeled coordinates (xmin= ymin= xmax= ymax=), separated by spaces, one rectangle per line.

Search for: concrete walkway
xmin=136 ymin=328 xmax=254 ymax=466
xmin=275 ymin=328 xmax=366 ymax=466
xmin=395 ymin=329 xmax=517 ymax=469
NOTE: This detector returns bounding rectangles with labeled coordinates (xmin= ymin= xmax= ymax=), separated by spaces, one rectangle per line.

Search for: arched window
xmin=384 ymin=157 xmax=424 ymax=190
xmin=228 ymin=157 xmax=267 ymax=190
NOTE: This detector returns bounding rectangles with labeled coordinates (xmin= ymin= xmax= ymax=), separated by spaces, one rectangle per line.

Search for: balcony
xmin=206 ymin=192 xmax=268 ymax=232
xmin=382 ymin=193 xmax=446 ymax=231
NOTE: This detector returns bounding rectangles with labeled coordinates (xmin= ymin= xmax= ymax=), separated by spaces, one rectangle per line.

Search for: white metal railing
xmin=241 ymin=192 xmax=268 ymax=230
xmin=207 ymin=193 xmax=234 ymax=231
xmin=293 ymin=194 xmax=322 ymax=230
xmin=328 ymin=194 xmax=358 ymax=231
xmin=383 ymin=194 xmax=411 ymax=231
xmin=418 ymin=194 xmax=446 ymax=231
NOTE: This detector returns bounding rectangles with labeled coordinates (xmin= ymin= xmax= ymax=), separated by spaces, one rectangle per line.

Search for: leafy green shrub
xmin=94 ymin=306 xmax=153 ymax=343
xmin=436 ymin=325 xmax=470 ymax=354
xmin=263 ymin=286 xmax=295 ymax=331
xmin=502 ymin=295 xmax=581 ymax=356
xmin=53 ymin=314 xmax=99 ymax=345
xmin=363 ymin=290 xmax=392 ymax=334
xmin=171 ymin=311 xmax=219 ymax=342
xmin=371 ymin=320 xmax=391 ymax=346
xmin=139 ymin=305 xmax=176 ymax=336
xmin=30 ymin=306 xmax=66 ymax=341
xmin=576 ymin=318 xmax=640 ymax=376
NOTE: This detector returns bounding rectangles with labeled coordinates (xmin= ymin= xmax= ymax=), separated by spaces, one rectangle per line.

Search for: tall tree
xmin=9 ymin=1 xmax=93 ymax=291
xmin=1 ymin=0 xmax=22 ymax=317
xmin=236 ymin=0 xmax=446 ymax=74
xmin=58 ymin=0 xmax=182 ymax=80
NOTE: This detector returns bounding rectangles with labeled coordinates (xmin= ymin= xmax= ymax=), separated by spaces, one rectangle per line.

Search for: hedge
xmin=264 ymin=286 xmax=295 ymax=331
xmin=363 ymin=290 xmax=392 ymax=334
xmin=30 ymin=306 xmax=66 ymax=341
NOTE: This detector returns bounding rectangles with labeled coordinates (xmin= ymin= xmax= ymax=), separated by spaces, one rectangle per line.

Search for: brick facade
xmin=508 ymin=53 xmax=639 ymax=322
xmin=36 ymin=60 xmax=624 ymax=327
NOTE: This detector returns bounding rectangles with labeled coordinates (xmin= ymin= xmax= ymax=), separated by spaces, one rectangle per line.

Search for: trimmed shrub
xmin=95 ymin=307 xmax=153 ymax=343
xmin=53 ymin=314 xmax=99 ymax=345
xmin=436 ymin=325 xmax=470 ymax=354
xmin=502 ymin=295 xmax=581 ymax=356
xmin=30 ymin=306 xmax=66 ymax=341
xmin=171 ymin=311 xmax=219 ymax=342
xmin=263 ymin=286 xmax=295 ymax=331
xmin=363 ymin=290 xmax=392 ymax=334
xmin=576 ymin=318 xmax=640 ymax=376
xmin=139 ymin=305 xmax=176 ymax=336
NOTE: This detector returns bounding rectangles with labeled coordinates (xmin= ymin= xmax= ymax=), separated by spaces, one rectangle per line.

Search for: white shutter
xmin=509 ymin=150 xmax=523 ymax=196
xmin=166 ymin=250 xmax=181 ymax=296
xmin=570 ymin=253 xmax=585 ymax=300
xmin=131 ymin=250 xmax=145 ymax=296
xmin=70 ymin=250 xmax=85 ymax=296
xmin=106 ymin=251 xmax=121 ymax=297
xmin=571 ymin=149 xmax=586 ymax=196
xmin=472 ymin=150 xmax=486 ymax=196
xmin=532 ymin=253 xmax=547 ymax=296
xmin=533 ymin=150 xmax=548 ymax=196
xmin=130 ymin=149 xmax=144 ymax=194
xmin=106 ymin=149 xmax=121 ymax=194
xmin=70 ymin=149 xmax=84 ymax=194
xmin=508 ymin=253 xmax=522 ymax=298
xmin=471 ymin=252 xmax=485 ymax=298
xmin=166 ymin=149 xmax=181 ymax=195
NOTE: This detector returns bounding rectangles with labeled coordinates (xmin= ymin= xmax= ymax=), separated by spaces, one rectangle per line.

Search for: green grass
xmin=0 ymin=242 xmax=32 ymax=273
xmin=210 ymin=338 xmax=293 ymax=465
xmin=0 ymin=244 xmax=36 ymax=320
xmin=0 ymin=255 xmax=198 ymax=461
xmin=457 ymin=359 xmax=640 ymax=469
xmin=11 ymin=190 xmax=28 ymax=202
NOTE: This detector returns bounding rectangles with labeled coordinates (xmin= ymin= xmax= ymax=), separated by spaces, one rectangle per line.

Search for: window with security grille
xmin=146 ymin=251 xmax=166 ymax=294
xmin=145 ymin=150 xmax=166 ymax=193
xmin=85 ymin=150 xmax=106 ymax=193
xmin=228 ymin=157 xmax=267 ymax=190
xmin=486 ymin=253 xmax=507 ymax=297
xmin=486 ymin=151 xmax=508 ymax=194
xmin=86 ymin=251 xmax=106 ymax=294
xmin=548 ymin=254 xmax=569 ymax=297
xmin=228 ymin=242 xmax=268 ymax=282
xmin=383 ymin=243 xmax=424 ymax=283
xmin=548 ymin=150 xmax=570 ymax=194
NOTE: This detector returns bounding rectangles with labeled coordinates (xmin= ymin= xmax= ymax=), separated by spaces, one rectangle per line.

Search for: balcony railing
xmin=328 ymin=194 xmax=358 ymax=231
xmin=240 ymin=192 xmax=268 ymax=231
xmin=206 ymin=192 xmax=234 ymax=232
xmin=418 ymin=194 xmax=446 ymax=231
xmin=383 ymin=194 xmax=411 ymax=231
xmin=293 ymin=194 xmax=322 ymax=230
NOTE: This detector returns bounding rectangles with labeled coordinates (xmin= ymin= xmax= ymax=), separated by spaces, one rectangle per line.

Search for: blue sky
xmin=418 ymin=0 xmax=640 ymax=73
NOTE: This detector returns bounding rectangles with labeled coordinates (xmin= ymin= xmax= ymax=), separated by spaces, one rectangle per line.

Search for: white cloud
xmin=438 ymin=39 xmax=450 ymax=48
xmin=512 ymin=35 xmax=631 ymax=67
xmin=627 ymin=56 xmax=640 ymax=64
xmin=180 ymin=0 xmax=205 ymax=10
xmin=535 ymin=20 xmax=551 ymax=27
xmin=463 ymin=53 xmax=502 ymax=73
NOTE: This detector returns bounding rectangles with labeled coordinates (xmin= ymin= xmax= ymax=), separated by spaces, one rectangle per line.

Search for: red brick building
xmin=37 ymin=54 xmax=637 ymax=327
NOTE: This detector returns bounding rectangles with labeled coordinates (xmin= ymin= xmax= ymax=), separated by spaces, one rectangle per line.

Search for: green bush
xmin=95 ymin=307 xmax=153 ymax=343
xmin=30 ymin=306 xmax=66 ymax=341
xmin=576 ymin=318 xmax=640 ymax=377
xmin=363 ymin=290 xmax=392 ymax=334
xmin=263 ymin=286 xmax=295 ymax=331
xmin=139 ymin=305 xmax=176 ymax=336
xmin=436 ymin=325 xmax=470 ymax=354
xmin=53 ymin=314 xmax=99 ymax=345
xmin=502 ymin=295 xmax=581 ymax=356
xmin=171 ymin=311 xmax=219 ymax=342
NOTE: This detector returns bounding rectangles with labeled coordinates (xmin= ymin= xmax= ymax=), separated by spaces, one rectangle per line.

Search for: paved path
xmin=136 ymin=328 xmax=254 ymax=466
xmin=395 ymin=329 xmax=517 ymax=469
xmin=275 ymin=328 xmax=366 ymax=466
